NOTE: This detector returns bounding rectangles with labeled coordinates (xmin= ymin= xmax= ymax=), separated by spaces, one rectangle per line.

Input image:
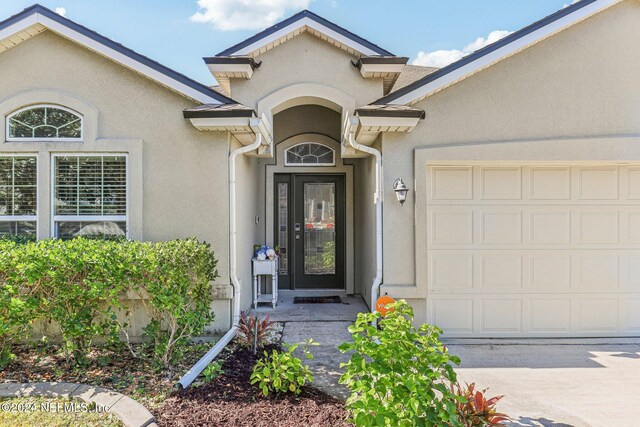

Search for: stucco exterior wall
xmin=0 ymin=30 xmax=234 ymax=333
xmin=380 ymin=0 xmax=640 ymax=309
xmin=231 ymin=32 xmax=383 ymax=110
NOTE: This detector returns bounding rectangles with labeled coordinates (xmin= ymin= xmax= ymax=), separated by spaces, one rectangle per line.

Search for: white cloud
xmin=55 ymin=7 xmax=66 ymax=17
xmin=190 ymin=0 xmax=312 ymax=31
xmin=413 ymin=30 xmax=512 ymax=68
xmin=563 ymin=0 xmax=580 ymax=8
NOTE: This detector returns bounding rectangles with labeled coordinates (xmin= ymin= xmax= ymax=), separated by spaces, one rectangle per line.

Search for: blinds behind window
xmin=54 ymin=156 xmax=127 ymax=216
xmin=0 ymin=156 xmax=37 ymax=216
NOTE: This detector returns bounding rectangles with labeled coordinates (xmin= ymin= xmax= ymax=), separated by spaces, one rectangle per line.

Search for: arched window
xmin=6 ymin=105 xmax=82 ymax=141
xmin=285 ymin=143 xmax=335 ymax=166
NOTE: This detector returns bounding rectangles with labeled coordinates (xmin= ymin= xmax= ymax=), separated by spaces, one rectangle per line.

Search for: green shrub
xmin=136 ymin=239 xmax=218 ymax=369
xmin=338 ymin=300 xmax=461 ymax=427
xmin=0 ymin=240 xmax=40 ymax=366
xmin=251 ymin=339 xmax=317 ymax=396
xmin=0 ymin=237 xmax=218 ymax=368
xmin=2 ymin=239 xmax=131 ymax=364
xmin=201 ymin=361 xmax=224 ymax=383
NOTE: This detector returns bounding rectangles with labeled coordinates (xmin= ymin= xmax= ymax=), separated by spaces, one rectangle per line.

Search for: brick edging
xmin=0 ymin=382 xmax=156 ymax=427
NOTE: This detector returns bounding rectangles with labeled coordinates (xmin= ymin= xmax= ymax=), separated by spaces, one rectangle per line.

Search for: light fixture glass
xmin=393 ymin=178 xmax=409 ymax=206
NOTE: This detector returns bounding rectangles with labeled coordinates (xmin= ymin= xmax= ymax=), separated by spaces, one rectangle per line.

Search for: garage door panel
xmin=530 ymin=255 xmax=571 ymax=289
xmin=480 ymin=167 xmax=522 ymax=200
xmin=577 ymin=254 xmax=620 ymax=289
xmin=577 ymin=167 xmax=619 ymax=200
xmin=575 ymin=299 xmax=619 ymax=332
xmin=429 ymin=253 xmax=473 ymax=290
xmin=429 ymin=210 xmax=473 ymax=245
xmin=480 ymin=255 xmax=522 ymax=289
xmin=430 ymin=166 xmax=473 ymax=200
xmin=620 ymin=299 xmax=640 ymax=332
xmin=578 ymin=211 xmax=619 ymax=244
xmin=530 ymin=167 xmax=572 ymax=200
xmin=428 ymin=299 xmax=473 ymax=333
xmin=426 ymin=163 xmax=640 ymax=337
xmin=530 ymin=299 xmax=572 ymax=332
xmin=530 ymin=211 xmax=572 ymax=244
xmin=481 ymin=210 xmax=522 ymax=245
xmin=481 ymin=299 xmax=523 ymax=332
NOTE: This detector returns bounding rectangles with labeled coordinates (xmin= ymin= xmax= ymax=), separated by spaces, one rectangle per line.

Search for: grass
xmin=0 ymin=397 xmax=123 ymax=427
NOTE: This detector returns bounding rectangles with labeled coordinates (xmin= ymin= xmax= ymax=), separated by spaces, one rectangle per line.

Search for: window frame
xmin=50 ymin=153 xmax=129 ymax=239
xmin=6 ymin=104 xmax=84 ymax=142
xmin=284 ymin=142 xmax=336 ymax=167
xmin=0 ymin=153 xmax=38 ymax=239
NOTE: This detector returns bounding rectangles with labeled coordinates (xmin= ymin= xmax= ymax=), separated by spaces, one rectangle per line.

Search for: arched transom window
xmin=7 ymin=105 xmax=82 ymax=141
xmin=285 ymin=143 xmax=335 ymax=166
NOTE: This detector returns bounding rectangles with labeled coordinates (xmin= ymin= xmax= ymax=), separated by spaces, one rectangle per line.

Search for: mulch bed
xmin=155 ymin=345 xmax=350 ymax=427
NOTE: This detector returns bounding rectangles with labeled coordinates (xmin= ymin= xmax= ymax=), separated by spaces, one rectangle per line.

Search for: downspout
xmin=177 ymin=128 xmax=265 ymax=389
xmin=345 ymin=120 xmax=383 ymax=313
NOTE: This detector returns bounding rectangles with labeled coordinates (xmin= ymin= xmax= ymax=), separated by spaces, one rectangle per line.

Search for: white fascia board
xmin=189 ymin=117 xmax=251 ymax=130
xmin=7 ymin=14 xmax=222 ymax=104
xmin=358 ymin=116 xmax=421 ymax=130
xmin=230 ymin=17 xmax=379 ymax=57
xmin=359 ymin=62 xmax=405 ymax=78
xmin=390 ymin=0 xmax=620 ymax=105
xmin=0 ymin=13 xmax=39 ymax=41
xmin=206 ymin=63 xmax=254 ymax=79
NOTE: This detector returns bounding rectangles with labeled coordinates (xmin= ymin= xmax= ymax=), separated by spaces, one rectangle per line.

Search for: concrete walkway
xmin=0 ymin=382 xmax=156 ymax=427
xmin=256 ymin=290 xmax=367 ymax=399
xmin=447 ymin=340 xmax=640 ymax=427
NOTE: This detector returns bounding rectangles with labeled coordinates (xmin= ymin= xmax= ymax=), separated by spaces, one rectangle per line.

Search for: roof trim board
xmin=0 ymin=4 xmax=235 ymax=105
xmin=216 ymin=9 xmax=393 ymax=57
xmin=377 ymin=0 xmax=621 ymax=105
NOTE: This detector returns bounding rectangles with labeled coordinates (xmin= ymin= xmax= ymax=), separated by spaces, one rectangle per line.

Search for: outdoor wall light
xmin=393 ymin=178 xmax=409 ymax=206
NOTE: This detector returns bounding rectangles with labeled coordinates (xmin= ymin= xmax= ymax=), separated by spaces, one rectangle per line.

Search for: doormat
xmin=293 ymin=295 xmax=342 ymax=304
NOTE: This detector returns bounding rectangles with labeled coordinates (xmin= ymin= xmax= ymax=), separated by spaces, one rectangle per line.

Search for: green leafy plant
xmin=1 ymin=238 xmax=129 ymax=365
xmin=451 ymin=383 xmax=509 ymax=426
xmin=236 ymin=311 xmax=276 ymax=350
xmin=0 ymin=240 xmax=40 ymax=367
xmin=251 ymin=339 xmax=318 ymax=396
xmin=201 ymin=361 xmax=224 ymax=383
xmin=338 ymin=300 xmax=461 ymax=427
xmin=137 ymin=239 xmax=218 ymax=369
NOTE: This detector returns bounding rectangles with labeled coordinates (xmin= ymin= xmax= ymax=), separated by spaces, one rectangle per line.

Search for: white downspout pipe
xmin=177 ymin=129 xmax=265 ymax=389
xmin=345 ymin=123 xmax=383 ymax=313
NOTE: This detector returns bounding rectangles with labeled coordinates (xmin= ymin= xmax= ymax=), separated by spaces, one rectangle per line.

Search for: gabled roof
xmin=0 ymin=4 xmax=236 ymax=105
xmin=378 ymin=0 xmax=622 ymax=105
xmin=216 ymin=9 xmax=393 ymax=58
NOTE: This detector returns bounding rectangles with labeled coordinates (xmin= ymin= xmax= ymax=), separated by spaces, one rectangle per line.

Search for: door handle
xmin=296 ymin=234 xmax=301 ymax=240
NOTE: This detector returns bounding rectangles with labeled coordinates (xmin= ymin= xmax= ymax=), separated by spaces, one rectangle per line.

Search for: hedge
xmin=0 ymin=238 xmax=217 ymax=367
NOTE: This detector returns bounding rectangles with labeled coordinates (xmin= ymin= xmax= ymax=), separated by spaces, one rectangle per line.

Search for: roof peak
xmin=0 ymin=3 xmax=236 ymax=104
xmin=216 ymin=8 xmax=393 ymax=57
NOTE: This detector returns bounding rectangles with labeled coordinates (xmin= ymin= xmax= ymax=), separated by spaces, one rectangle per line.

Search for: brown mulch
xmin=155 ymin=345 xmax=350 ymax=427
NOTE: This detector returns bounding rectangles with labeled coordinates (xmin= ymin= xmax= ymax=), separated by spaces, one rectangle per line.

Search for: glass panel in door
xmin=303 ymin=182 xmax=336 ymax=275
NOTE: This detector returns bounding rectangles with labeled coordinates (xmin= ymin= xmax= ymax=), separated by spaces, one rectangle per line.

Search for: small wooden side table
xmin=252 ymin=257 xmax=278 ymax=309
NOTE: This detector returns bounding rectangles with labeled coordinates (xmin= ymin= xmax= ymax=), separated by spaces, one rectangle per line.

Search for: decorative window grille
xmin=285 ymin=143 xmax=335 ymax=166
xmin=7 ymin=105 xmax=82 ymax=141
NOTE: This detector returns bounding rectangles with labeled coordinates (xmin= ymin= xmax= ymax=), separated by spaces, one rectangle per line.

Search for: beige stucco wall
xmin=380 ymin=0 xmax=640 ymax=312
xmin=230 ymin=32 xmax=383 ymax=110
xmin=0 ymin=30 xmax=234 ymax=334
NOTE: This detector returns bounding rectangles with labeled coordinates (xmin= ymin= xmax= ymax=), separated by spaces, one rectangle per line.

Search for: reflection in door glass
xmin=304 ymin=183 xmax=336 ymax=275
xmin=277 ymin=182 xmax=288 ymax=275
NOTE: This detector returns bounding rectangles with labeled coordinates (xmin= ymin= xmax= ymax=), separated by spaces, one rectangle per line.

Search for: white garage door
xmin=426 ymin=164 xmax=640 ymax=337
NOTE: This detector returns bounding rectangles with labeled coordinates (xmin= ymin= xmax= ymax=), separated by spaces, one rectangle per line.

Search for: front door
xmin=274 ymin=174 xmax=345 ymax=289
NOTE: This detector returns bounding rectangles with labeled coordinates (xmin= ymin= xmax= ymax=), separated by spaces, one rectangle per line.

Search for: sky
xmin=0 ymin=0 xmax=579 ymax=86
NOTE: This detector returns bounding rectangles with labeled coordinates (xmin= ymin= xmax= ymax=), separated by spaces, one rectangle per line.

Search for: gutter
xmin=177 ymin=118 xmax=269 ymax=389
xmin=344 ymin=115 xmax=383 ymax=314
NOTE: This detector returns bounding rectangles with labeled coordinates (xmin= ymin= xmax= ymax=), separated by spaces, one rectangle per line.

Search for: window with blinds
xmin=53 ymin=155 xmax=127 ymax=239
xmin=0 ymin=156 xmax=37 ymax=241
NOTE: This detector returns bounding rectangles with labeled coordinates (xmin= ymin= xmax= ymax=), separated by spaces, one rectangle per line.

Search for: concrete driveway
xmin=447 ymin=340 xmax=640 ymax=427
